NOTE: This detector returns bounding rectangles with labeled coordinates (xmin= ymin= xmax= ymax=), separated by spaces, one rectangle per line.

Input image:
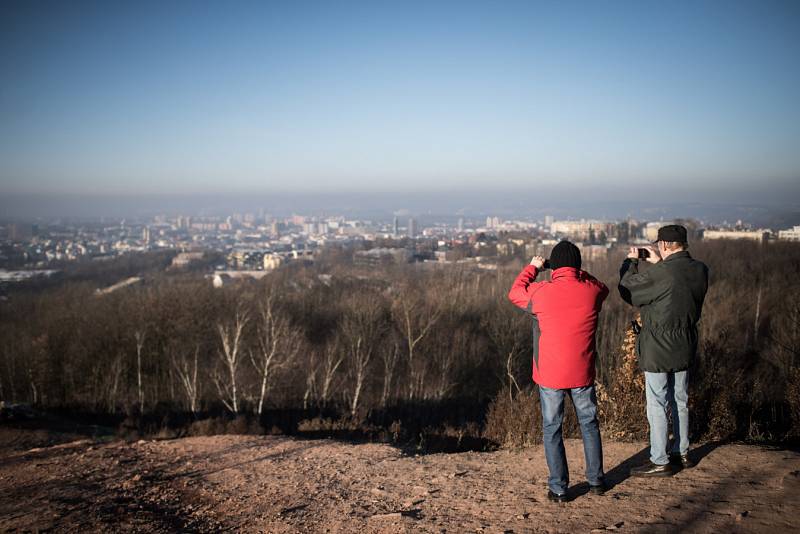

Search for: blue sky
xmin=1 ymin=0 xmax=799 ymax=198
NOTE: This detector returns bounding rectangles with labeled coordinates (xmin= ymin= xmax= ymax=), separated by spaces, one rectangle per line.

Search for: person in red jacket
xmin=508 ymin=240 xmax=609 ymax=502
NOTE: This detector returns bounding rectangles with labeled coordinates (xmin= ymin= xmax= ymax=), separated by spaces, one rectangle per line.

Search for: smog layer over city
xmin=1 ymin=2 xmax=799 ymax=533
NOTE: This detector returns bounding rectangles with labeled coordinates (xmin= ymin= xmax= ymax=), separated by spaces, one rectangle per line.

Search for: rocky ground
xmin=1 ymin=429 xmax=799 ymax=533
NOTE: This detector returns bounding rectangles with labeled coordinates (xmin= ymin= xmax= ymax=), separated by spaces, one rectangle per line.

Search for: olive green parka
xmin=618 ymin=251 xmax=709 ymax=372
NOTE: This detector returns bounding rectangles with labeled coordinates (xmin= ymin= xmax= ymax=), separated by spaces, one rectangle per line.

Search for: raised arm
xmin=508 ymin=265 xmax=542 ymax=311
xmin=619 ymin=259 xmax=662 ymax=307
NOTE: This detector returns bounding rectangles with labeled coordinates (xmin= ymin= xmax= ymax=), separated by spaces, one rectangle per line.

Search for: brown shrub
xmin=225 ymin=415 xmax=264 ymax=435
xmin=187 ymin=415 xmax=264 ymax=436
xmin=484 ymin=386 xmax=581 ymax=448
xmin=297 ymin=416 xmax=361 ymax=433
xmin=692 ymin=349 xmax=744 ymax=441
xmin=598 ymin=322 xmax=648 ymax=441
xmin=484 ymin=387 xmax=541 ymax=448
xmin=188 ymin=417 xmax=226 ymax=436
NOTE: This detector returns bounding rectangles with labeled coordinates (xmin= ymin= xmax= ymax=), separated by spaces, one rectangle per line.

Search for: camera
xmin=543 ymin=259 xmax=551 ymax=269
xmin=637 ymin=248 xmax=650 ymax=259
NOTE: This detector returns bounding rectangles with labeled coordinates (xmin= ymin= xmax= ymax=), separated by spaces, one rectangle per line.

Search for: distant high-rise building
xmin=486 ymin=216 xmax=493 ymax=229
xmin=393 ymin=216 xmax=399 ymax=237
xmin=616 ymin=221 xmax=630 ymax=244
xmin=544 ymin=215 xmax=554 ymax=229
xmin=408 ymin=217 xmax=417 ymax=238
xmin=142 ymin=226 xmax=151 ymax=245
xmin=457 ymin=217 xmax=464 ymax=232
xmin=8 ymin=223 xmax=34 ymax=242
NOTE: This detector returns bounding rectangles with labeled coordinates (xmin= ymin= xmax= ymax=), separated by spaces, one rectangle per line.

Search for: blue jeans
xmin=539 ymin=385 xmax=604 ymax=494
xmin=645 ymin=371 xmax=689 ymax=465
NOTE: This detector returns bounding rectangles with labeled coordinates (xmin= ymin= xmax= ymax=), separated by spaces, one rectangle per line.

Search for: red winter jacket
xmin=508 ymin=266 xmax=609 ymax=389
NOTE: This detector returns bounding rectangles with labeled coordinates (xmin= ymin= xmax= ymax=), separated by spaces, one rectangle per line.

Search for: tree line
xmin=1 ymin=240 xmax=799 ymax=443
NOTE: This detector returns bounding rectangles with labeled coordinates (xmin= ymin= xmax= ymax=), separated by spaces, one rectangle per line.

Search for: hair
xmin=660 ymin=241 xmax=688 ymax=251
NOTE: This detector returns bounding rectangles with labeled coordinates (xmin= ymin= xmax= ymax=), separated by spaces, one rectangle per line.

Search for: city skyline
xmin=1 ymin=1 xmax=799 ymax=199
xmin=1 ymin=189 xmax=798 ymax=228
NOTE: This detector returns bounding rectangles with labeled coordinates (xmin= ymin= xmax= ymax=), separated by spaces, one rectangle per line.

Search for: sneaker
xmin=630 ymin=461 xmax=674 ymax=477
xmin=547 ymin=489 xmax=570 ymax=503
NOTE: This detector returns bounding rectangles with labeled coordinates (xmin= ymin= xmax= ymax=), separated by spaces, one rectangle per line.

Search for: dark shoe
xmin=670 ymin=453 xmax=695 ymax=468
xmin=547 ymin=489 xmax=570 ymax=503
xmin=630 ymin=461 xmax=674 ymax=477
xmin=589 ymin=481 xmax=608 ymax=495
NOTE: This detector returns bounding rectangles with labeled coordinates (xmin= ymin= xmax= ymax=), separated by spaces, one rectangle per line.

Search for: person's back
xmin=516 ymin=268 xmax=608 ymax=388
xmin=621 ymin=250 xmax=708 ymax=372
xmin=507 ymin=241 xmax=609 ymax=501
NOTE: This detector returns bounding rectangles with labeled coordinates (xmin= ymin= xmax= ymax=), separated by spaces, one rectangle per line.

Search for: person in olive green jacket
xmin=619 ymin=224 xmax=709 ymax=477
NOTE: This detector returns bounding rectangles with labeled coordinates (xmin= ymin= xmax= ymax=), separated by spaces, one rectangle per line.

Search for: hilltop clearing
xmin=0 ymin=433 xmax=798 ymax=533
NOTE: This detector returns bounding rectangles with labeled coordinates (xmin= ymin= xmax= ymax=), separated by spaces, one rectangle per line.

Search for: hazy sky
xmin=1 ymin=0 xmax=799 ymax=198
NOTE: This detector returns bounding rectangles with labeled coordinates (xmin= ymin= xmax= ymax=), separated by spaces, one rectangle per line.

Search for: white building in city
xmin=550 ymin=220 xmax=615 ymax=241
xmin=703 ymin=229 xmax=769 ymax=242
xmin=778 ymin=226 xmax=800 ymax=241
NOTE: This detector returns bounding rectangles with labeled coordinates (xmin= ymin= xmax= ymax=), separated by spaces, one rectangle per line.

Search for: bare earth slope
xmin=1 ymin=434 xmax=798 ymax=533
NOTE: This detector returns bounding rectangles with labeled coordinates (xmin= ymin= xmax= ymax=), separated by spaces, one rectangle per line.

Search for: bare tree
xmin=172 ymin=345 xmax=200 ymax=414
xmin=483 ymin=302 xmax=527 ymax=404
xmin=134 ymin=329 xmax=146 ymax=413
xmin=765 ymin=287 xmax=800 ymax=372
xmin=213 ymin=307 xmax=250 ymax=414
xmin=380 ymin=340 xmax=401 ymax=406
xmin=431 ymin=328 xmax=464 ymax=400
xmin=107 ymin=353 xmax=125 ymax=412
xmin=249 ymin=293 xmax=301 ymax=415
xmin=341 ymin=296 xmax=386 ymax=416
xmin=303 ymin=350 xmax=318 ymax=410
xmin=1 ymin=334 xmax=17 ymax=402
xmin=391 ymin=285 xmax=442 ymax=400
xmin=318 ymin=338 xmax=344 ymax=406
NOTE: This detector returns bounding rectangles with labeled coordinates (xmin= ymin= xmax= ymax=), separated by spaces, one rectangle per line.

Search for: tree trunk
xmin=134 ymin=330 xmax=146 ymax=413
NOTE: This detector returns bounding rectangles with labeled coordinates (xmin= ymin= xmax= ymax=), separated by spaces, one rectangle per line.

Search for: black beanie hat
xmin=550 ymin=241 xmax=581 ymax=270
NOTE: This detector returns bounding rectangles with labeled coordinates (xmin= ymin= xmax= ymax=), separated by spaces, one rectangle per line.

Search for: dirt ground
xmin=1 ymin=430 xmax=798 ymax=533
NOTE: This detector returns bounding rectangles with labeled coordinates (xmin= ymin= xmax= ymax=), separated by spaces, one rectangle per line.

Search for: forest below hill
xmin=1 ymin=240 xmax=799 ymax=450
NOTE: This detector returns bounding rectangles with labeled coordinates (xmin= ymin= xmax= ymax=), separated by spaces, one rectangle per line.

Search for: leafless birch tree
xmin=213 ymin=308 xmax=250 ymax=414
xmin=318 ymin=338 xmax=344 ymax=406
xmin=380 ymin=340 xmax=400 ymax=406
xmin=341 ymin=296 xmax=386 ymax=416
xmin=249 ymin=293 xmax=301 ymax=415
xmin=172 ymin=345 xmax=200 ymax=414
xmin=391 ymin=286 xmax=442 ymax=400
xmin=134 ymin=330 xmax=146 ymax=413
